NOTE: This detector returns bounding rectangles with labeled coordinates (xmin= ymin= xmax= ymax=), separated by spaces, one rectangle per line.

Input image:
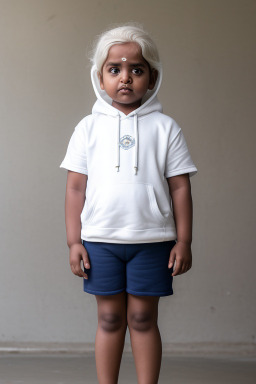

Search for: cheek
xmin=99 ymin=76 xmax=105 ymax=90
xmin=136 ymin=76 xmax=151 ymax=90
xmin=100 ymin=81 xmax=114 ymax=93
xmin=105 ymin=80 xmax=117 ymax=92
xmin=138 ymin=81 xmax=151 ymax=93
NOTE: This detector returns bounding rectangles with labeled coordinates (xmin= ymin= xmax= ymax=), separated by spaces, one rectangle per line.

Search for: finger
xmin=186 ymin=263 xmax=192 ymax=273
xmin=80 ymin=258 xmax=89 ymax=279
xmin=72 ymin=265 xmax=81 ymax=276
xmin=168 ymin=250 xmax=176 ymax=268
xmin=181 ymin=263 xmax=191 ymax=275
xmin=181 ymin=264 xmax=188 ymax=274
xmin=82 ymin=248 xmax=90 ymax=269
xmin=172 ymin=259 xmax=182 ymax=276
xmin=77 ymin=266 xmax=88 ymax=279
xmin=82 ymin=270 xmax=88 ymax=279
xmin=71 ymin=264 xmax=88 ymax=279
xmin=70 ymin=264 xmax=77 ymax=276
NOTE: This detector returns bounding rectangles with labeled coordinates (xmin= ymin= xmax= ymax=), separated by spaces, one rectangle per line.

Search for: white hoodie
xmin=60 ymin=65 xmax=197 ymax=243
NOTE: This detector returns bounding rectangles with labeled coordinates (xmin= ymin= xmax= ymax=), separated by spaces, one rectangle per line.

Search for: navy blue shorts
xmin=82 ymin=240 xmax=176 ymax=297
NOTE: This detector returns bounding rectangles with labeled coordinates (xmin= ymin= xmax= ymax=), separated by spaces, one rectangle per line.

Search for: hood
xmin=90 ymin=64 xmax=163 ymax=174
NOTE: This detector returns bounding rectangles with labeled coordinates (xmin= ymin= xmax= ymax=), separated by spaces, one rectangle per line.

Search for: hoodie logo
xmin=119 ymin=135 xmax=135 ymax=150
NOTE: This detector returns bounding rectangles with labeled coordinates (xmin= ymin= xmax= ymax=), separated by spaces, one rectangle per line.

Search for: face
xmin=99 ymin=42 xmax=157 ymax=115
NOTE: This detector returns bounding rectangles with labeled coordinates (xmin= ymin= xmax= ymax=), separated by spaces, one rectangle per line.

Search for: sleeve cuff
xmin=165 ymin=166 xmax=197 ymax=178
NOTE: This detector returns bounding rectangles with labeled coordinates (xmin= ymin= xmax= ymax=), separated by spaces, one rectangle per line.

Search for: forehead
xmin=105 ymin=42 xmax=145 ymax=63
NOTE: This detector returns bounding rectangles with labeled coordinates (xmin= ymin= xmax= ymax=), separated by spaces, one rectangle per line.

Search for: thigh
xmin=96 ymin=292 xmax=127 ymax=313
xmin=126 ymin=241 xmax=175 ymax=297
xmin=127 ymin=294 xmax=159 ymax=313
xmin=83 ymin=241 xmax=126 ymax=295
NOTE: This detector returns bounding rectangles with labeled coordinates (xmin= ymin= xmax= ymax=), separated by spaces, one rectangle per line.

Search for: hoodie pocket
xmin=84 ymin=183 xmax=168 ymax=230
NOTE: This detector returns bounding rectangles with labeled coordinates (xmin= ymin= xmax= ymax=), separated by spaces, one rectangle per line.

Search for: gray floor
xmin=0 ymin=353 xmax=256 ymax=384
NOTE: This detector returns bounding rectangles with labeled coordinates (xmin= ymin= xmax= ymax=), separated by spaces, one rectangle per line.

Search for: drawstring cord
xmin=115 ymin=114 xmax=138 ymax=175
xmin=134 ymin=114 xmax=138 ymax=175
xmin=115 ymin=114 xmax=120 ymax=172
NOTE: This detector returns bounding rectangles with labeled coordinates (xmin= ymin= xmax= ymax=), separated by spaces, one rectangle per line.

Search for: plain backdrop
xmin=0 ymin=0 xmax=255 ymax=350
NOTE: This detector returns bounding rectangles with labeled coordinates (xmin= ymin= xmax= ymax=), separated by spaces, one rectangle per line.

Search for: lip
xmin=118 ymin=87 xmax=132 ymax=92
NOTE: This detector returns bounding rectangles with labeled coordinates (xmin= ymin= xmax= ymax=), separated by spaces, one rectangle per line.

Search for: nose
xmin=121 ymin=69 xmax=132 ymax=84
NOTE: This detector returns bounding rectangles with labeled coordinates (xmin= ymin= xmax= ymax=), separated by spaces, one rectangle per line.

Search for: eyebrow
xmin=105 ymin=62 xmax=146 ymax=68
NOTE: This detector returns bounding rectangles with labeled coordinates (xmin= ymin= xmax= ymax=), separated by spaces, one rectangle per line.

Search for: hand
xmin=168 ymin=242 xmax=192 ymax=276
xmin=69 ymin=243 xmax=90 ymax=279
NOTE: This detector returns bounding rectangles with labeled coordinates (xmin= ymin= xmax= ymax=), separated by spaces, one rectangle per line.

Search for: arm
xmin=65 ymin=170 xmax=90 ymax=278
xmin=167 ymin=174 xmax=193 ymax=276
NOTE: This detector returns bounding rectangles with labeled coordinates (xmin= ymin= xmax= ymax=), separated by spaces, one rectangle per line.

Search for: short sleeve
xmin=165 ymin=121 xmax=197 ymax=178
xmin=60 ymin=118 xmax=88 ymax=175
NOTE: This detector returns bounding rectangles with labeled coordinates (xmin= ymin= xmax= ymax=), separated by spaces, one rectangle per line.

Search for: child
xmin=60 ymin=25 xmax=197 ymax=384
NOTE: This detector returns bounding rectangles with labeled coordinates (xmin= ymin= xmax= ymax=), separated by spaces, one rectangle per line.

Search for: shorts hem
xmin=126 ymin=288 xmax=174 ymax=297
xmin=83 ymin=287 xmax=126 ymax=296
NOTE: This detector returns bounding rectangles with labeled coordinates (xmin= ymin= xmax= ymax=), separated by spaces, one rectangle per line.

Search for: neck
xmin=111 ymin=100 xmax=142 ymax=115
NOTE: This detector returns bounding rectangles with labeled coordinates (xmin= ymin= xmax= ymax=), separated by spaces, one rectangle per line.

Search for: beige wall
xmin=0 ymin=0 xmax=255 ymax=348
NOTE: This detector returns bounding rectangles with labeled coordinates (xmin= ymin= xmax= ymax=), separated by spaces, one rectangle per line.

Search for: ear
xmin=98 ymin=72 xmax=105 ymax=90
xmin=148 ymin=69 xmax=158 ymax=90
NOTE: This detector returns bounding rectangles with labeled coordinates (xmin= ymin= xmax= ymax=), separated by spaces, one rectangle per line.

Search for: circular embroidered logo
xmin=119 ymin=135 xmax=135 ymax=150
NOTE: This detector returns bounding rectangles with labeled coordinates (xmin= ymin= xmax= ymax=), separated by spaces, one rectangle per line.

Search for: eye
xmin=132 ymin=68 xmax=143 ymax=75
xmin=109 ymin=67 xmax=120 ymax=74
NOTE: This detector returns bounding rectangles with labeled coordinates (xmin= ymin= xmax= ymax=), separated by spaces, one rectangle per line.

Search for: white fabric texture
xmin=60 ymin=65 xmax=197 ymax=243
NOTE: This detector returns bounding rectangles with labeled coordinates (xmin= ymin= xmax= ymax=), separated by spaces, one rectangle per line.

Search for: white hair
xmin=91 ymin=24 xmax=161 ymax=73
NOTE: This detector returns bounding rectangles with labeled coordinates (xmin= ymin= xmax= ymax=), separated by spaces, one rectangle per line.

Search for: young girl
xmin=60 ymin=25 xmax=197 ymax=384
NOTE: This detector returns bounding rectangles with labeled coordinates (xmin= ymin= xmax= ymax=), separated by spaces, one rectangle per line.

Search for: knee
xmin=98 ymin=312 xmax=125 ymax=333
xmin=128 ymin=311 xmax=156 ymax=332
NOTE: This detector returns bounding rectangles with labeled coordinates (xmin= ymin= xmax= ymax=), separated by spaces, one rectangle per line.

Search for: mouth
xmin=118 ymin=87 xmax=132 ymax=92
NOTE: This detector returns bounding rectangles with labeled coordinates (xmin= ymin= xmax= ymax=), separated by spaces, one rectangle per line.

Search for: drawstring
xmin=115 ymin=115 xmax=120 ymax=172
xmin=115 ymin=114 xmax=138 ymax=175
xmin=134 ymin=114 xmax=138 ymax=175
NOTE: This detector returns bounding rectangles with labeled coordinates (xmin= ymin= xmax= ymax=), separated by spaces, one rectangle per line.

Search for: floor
xmin=0 ymin=353 xmax=256 ymax=384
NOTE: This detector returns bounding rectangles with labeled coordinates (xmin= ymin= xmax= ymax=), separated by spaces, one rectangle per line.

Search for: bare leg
xmin=95 ymin=292 xmax=127 ymax=384
xmin=127 ymin=294 xmax=162 ymax=384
